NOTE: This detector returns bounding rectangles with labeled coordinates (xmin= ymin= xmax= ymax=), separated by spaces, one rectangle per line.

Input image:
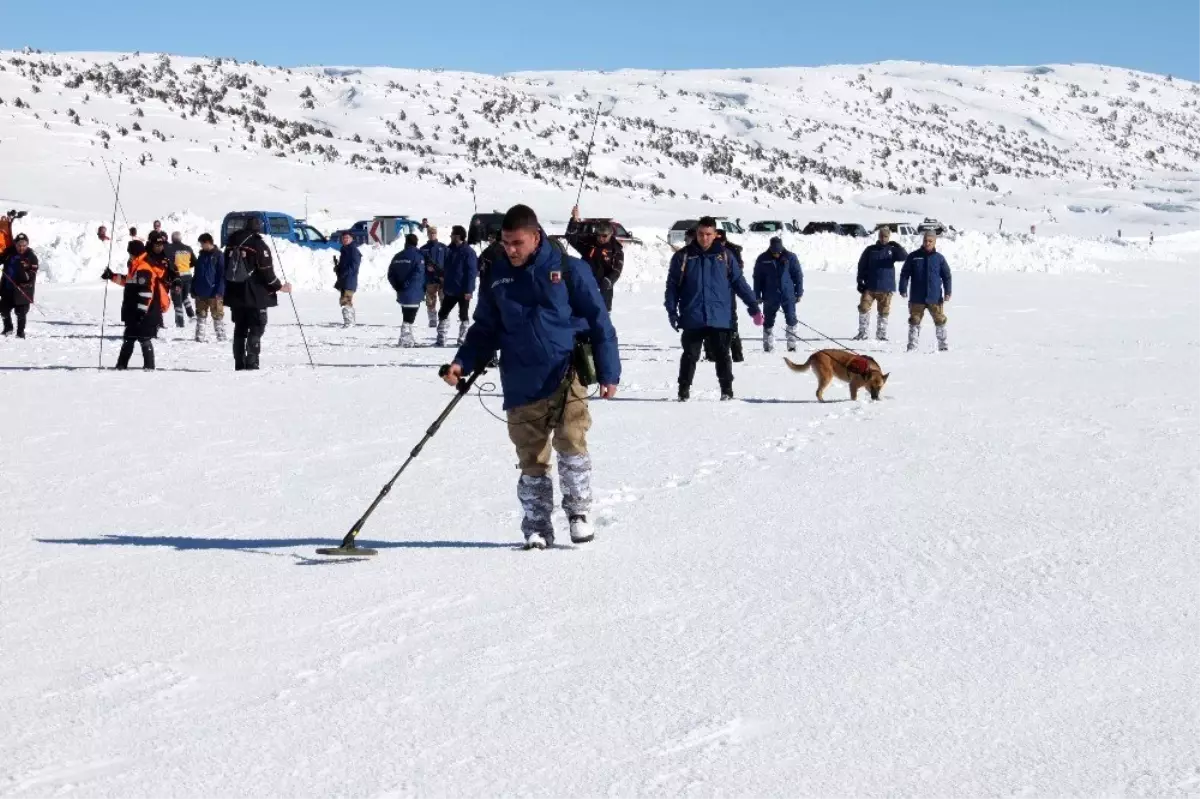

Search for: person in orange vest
xmin=103 ymin=230 xmax=171 ymax=369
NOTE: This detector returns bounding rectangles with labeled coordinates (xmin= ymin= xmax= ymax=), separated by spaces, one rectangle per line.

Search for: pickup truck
xmin=220 ymin=211 xmax=340 ymax=250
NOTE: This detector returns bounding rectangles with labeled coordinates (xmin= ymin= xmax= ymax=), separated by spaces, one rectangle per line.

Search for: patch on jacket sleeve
xmin=549 ymin=270 xmax=562 ymax=284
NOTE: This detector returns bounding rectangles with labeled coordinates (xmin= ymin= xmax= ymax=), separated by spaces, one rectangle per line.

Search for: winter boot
xmin=341 ymin=305 xmax=354 ymax=328
xmin=427 ymin=306 xmax=438 ymax=328
xmin=435 ymin=318 xmax=450 ymax=347
xmin=785 ymin=324 xmax=799 ymax=353
xmin=876 ymin=315 xmax=889 ymax=342
xmin=853 ymin=312 xmax=869 ymax=341
xmin=214 ymin=318 xmax=228 ymax=343
xmin=457 ymin=320 xmax=469 ymax=346
xmin=398 ymin=322 xmax=416 ymax=347
xmin=518 ymin=474 xmax=555 ymax=549
xmin=730 ymin=331 xmax=744 ymax=363
xmin=175 ymin=306 xmax=186 ymax=328
xmin=678 ymin=384 xmax=690 ymax=402
xmin=763 ymin=327 xmax=774 ymax=353
xmin=140 ymin=339 xmax=156 ymax=371
xmin=1 ymin=313 xmax=12 ymax=336
xmin=16 ymin=312 xmax=26 ymax=339
xmin=185 ymin=300 xmax=195 ymax=320
xmin=558 ymin=453 xmax=593 ymax=543
xmin=936 ymin=324 xmax=948 ymax=352
xmin=195 ymin=317 xmax=207 ymax=343
xmin=907 ymin=324 xmax=920 ymax=352
xmin=115 ymin=338 xmax=135 ymax=370
xmin=720 ymin=390 xmax=735 ymax=401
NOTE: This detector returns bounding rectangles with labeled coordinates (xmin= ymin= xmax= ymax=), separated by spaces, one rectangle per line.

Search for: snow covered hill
xmin=1 ymin=48 xmax=1197 ymax=256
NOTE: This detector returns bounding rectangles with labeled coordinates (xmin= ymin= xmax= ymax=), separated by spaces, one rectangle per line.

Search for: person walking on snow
xmin=223 ymin=216 xmax=292 ymax=371
xmin=437 ymin=225 xmax=478 ymax=347
xmin=334 ymin=231 xmax=361 ymax=327
xmin=1 ymin=233 xmax=39 ymax=339
xmin=854 ymin=226 xmax=907 ymax=341
xmin=420 ymin=226 xmax=447 ymax=328
xmin=566 ymin=204 xmax=624 ymax=313
xmin=388 ymin=233 xmax=426 ymax=347
xmin=191 ymin=233 xmax=226 ymax=343
xmin=714 ymin=229 xmax=747 ymax=363
xmin=665 ymin=217 xmax=763 ymax=402
xmin=899 ymin=231 xmax=952 ymax=352
xmin=444 ymin=204 xmax=620 ymax=550
xmin=103 ymin=230 xmax=171 ymax=369
xmin=753 ymin=236 xmax=803 ymax=353
xmin=165 ymin=231 xmax=197 ymax=328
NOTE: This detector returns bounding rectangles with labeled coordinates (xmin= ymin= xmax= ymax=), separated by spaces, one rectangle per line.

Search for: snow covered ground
xmin=2 ymin=244 xmax=1197 ymax=796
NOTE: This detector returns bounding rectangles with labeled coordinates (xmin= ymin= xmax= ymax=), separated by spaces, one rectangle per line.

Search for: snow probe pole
xmin=264 ymin=236 xmax=316 ymax=369
xmin=0 ymin=272 xmax=47 ymax=317
xmin=574 ymin=101 xmax=603 ymax=207
xmin=98 ymin=162 xmax=122 ymax=369
xmin=316 ymin=365 xmax=487 ymax=557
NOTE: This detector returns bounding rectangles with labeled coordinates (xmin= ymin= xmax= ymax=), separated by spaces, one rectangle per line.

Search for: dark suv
xmin=467 ymin=212 xmax=505 ymax=246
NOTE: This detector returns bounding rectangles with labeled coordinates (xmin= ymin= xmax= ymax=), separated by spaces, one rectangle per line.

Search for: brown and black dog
xmin=784 ymin=351 xmax=890 ymax=401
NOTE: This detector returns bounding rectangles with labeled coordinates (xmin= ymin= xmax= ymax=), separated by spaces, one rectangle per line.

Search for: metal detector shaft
xmin=333 ymin=366 xmax=486 ymax=550
xmin=574 ymin=101 xmax=603 ymax=206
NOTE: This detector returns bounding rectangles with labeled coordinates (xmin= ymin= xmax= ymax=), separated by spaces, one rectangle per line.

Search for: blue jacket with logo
xmin=191 ymin=248 xmax=226 ymax=298
xmin=454 ymin=235 xmax=620 ymax=410
xmin=334 ymin=243 xmax=361 ymax=293
xmin=443 ymin=242 xmax=478 ymax=297
xmin=421 ymin=240 xmax=447 ymax=284
xmin=857 ymin=241 xmax=908 ymax=293
xmin=753 ymin=249 xmax=804 ymax=307
xmin=664 ymin=240 xmax=760 ymax=331
xmin=387 ymin=245 xmax=426 ymax=306
xmin=899 ymin=248 xmax=952 ymax=305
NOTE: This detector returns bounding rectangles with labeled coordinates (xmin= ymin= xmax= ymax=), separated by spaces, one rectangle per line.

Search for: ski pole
xmin=264 ymin=235 xmax=316 ymax=369
xmin=574 ymin=101 xmax=603 ymax=207
xmin=100 ymin=158 xmax=130 ymax=228
xmin=99 ymin=163 xmax=122 ymax=369
xmin=317 ymin=364 xmax=487 ymax=557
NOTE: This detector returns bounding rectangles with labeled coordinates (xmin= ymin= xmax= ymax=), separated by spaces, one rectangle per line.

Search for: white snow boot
xmin=214 ymin=318 xmax=228 ymax=343
xmin=435 ymin=318 xmax=450 ymax=347
xmin=427 ymin=306 xmax=438 ymax=328
xmin=457 ymin=320 xmax=469 ymax=346
xmin=763 ymin=327 xmax=774 ymax=353
xmin=853 ymin=312 xmax=869 ymax=341
xmin=194 ymin=317 xmax=207 ymax=343
xmin=518 ymin=474 xmax=555 ymax=549
xmin=936 ymin=324 xmax=948 ymax=352
xmin=341 ymin=306 xmax=355 ymax=328
xmin=569 ymin=516 xmax=594 ymax=545
xmin=876 ymin=315 xmax=888 ymax=342
xmin=558 ymin=453 xmax=593 ymax=543
xmin=398 ymin=322 xmax=417 ymax=347
xmin=785 ymin=324 xmax=799 ymax=353
xmin=907 ymin=323 xmax=920 ymax=352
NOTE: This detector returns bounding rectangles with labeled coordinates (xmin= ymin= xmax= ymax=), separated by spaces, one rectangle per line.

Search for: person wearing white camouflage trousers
xmin=436 ymin=226 xmax=478 ymax=347
xmin=854 ymin=227 xmax=907 ymax=341
xmin=191 ymin=233 xmax=227 ymax=343
xmin=899 ymin=231 xmax=952 ymax=352
xmin=387 ymin=234 xmax=425 ymax=347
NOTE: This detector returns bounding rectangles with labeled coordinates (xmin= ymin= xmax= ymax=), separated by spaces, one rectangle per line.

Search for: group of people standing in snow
xmin=384 ymin=224 xmax=481 ymax=349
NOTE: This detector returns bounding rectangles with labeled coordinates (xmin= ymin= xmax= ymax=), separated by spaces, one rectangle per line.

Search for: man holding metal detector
xmin=443 ymin=204 xmax=620 ymax=550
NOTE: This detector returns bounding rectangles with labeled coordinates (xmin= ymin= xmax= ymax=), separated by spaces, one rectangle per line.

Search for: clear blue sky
xmin=3 ymin=0 xmax=1197 ymax=80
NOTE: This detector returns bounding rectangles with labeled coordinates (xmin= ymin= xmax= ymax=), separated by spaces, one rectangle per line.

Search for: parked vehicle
xmin=551 ymin=217 xmax=643 ymax=252
xmin=839 ymin=223 xmax=871 ymax=238
xmin=329 ymin=220 xmax=371 ymax=246
xmin=667 ymin=219 xmax=699 ymax=248
xmin=875 ymin=222 xmax=921 ymax=236
xmin=468 ymin=212 xmax=505 ymax=246
xmin=366 ymin=216 xmax=422 ymax=246
xmin=748 ymin=220 xmax=785 ymax=233
xmin=800 ymin=221 xmax=870 ymax=237
xmin=917 ymin=217 xmax=951 ymax=236
xmin=220 ymin=212 xmax=339 ymax=250
xmin=800 ymin=221 xmax=841 ymax=235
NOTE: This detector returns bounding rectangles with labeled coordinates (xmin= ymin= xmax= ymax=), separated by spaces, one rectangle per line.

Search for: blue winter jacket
xmin=443 ymin=242 xmax=479 ymax=296
xmin=753 ymin=249 xmax=804 ymax=307
xmin=664 ymin=240 xmax=761 ymax=331
xmin=421 ymin=240 xmax=448 ymax=284
xmin=899 ymin=248 xmax=953 ymax=305
xmin=454 ymin=234 xmax=621 ymax=410
xmin=856 ymin=241 xmax=908 ymax=293
xmin=334 ymin=243 xmax=361 ymax=293
xmin=387 ymin=246 xmax=426 ymax=306
xmin=191 ymin=249 xmax=226 ymax=299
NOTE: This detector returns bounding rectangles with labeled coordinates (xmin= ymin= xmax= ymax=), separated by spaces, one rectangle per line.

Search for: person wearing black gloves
xmin=566 ymin=204 xmax=624 ymax=313
xmin=103 ymin=230 xmax=171 ymax=369
xmin=1 ymin=233 xmax=39 ymax=338
xmin=223 ymin=217 xmax=292 ymax=370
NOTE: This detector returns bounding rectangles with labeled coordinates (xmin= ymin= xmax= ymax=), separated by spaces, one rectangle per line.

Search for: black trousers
xmin=680 ymin=327 xmax=733 ymax=391
xmin=116 ymin=324 xmax=155 ymax=370
xmin=1 ymin=301 xmax=28 ymax=336
xmin=401 ymin=306 xmax=419 ymax=324
xmin=438 ymin=295 xmax=470 ymax=322
xmin=172 ymin=274 xmax=195 ymax=326
xmin=600 ymin=287 xmax=614 ymax=313
xmin=231 ymin=307 xmax=268 ymax=370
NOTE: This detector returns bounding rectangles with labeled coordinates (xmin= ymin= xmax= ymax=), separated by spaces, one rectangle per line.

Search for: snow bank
xmin=10 ymin=215 xmax=1192 ymax=291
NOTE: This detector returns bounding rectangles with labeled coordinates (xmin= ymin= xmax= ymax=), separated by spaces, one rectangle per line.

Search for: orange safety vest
xmin=112 ymin=253 xmax=171 ymax=313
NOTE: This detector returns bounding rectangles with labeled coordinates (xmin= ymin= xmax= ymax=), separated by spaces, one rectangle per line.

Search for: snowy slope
xmin=1 ymin=250 xmax=1197 ymax=796
xmin=1 ymin=49 xmax=1198 ymax=244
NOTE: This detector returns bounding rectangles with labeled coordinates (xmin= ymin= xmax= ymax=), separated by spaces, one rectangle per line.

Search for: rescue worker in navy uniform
xmin=0 ymin=232 xmax=39 ymax=338
xmin=566 ymin=204 xmax=624 ymax=313
xmin=103 ymin=230 xmax=171 ymax=369
xmin=753 ymin=237 xmax=804 ymax=353
xmin=854 ymin=226 xmax=907 ymax=341
xmin=714 ymin=229 xmax=747 ymax=363
xmin=420 ymin=226 xmax=448 ymax=328
xmin=446 ymin=204 xmax=620 ymax=550
xmin=223 ymin=217 xmax=292 ymax=371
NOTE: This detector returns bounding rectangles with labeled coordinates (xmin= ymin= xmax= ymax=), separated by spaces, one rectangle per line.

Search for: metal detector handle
xmin=439 ymin=363 xmax=486 ymax=394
